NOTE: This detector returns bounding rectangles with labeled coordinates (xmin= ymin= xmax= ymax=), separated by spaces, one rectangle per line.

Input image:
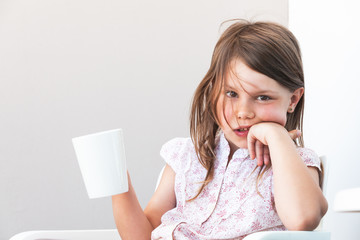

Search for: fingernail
xmin=297 ymin=130 xmax=302 ymax=137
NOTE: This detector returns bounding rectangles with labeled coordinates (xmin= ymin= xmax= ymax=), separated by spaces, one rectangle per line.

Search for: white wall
xmin=289 ymin=1 xmax=360 ymax=239
xmin=0 ymin=0 xmax=288 ymax=239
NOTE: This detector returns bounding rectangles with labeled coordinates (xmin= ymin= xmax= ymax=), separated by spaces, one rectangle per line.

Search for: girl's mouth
xmin=234 ymin=127 xmax=250 ymax=137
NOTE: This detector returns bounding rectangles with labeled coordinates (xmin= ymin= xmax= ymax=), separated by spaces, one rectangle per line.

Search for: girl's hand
xmin=247 ymin=123 xmax=301 ymax=166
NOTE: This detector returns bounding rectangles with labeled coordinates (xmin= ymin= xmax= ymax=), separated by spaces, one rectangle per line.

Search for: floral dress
xmin=151 ymin=132 xmax=321 ymax=240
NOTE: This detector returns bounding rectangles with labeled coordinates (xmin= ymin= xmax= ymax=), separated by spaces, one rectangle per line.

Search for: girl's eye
xmin=257 ymin=95 xmax=271 ymax=101
xmin=226 ymin=91 xmax=238 ymax=98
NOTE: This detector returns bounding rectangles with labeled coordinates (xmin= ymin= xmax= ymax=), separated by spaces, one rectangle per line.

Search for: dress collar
xmin=218 ymin=131 xmax=249 ymax=160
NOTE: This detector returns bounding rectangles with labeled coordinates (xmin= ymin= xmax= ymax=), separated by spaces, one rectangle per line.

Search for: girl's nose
xmin=236 ymin=102 xmax=255 ymax=119
xmin=237 ymin=110 xmax=255 ymax=119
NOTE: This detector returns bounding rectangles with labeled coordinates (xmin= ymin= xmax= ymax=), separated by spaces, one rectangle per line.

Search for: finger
xmin=288 ymin=129 xmax=301 ymax=140
xmin=247 ymin=133 xmax=257 ymax=160
xmin=255 ymin=141 xmax=264 ymax=166
xmin=264 ymin=146 xmax=271 ymax=166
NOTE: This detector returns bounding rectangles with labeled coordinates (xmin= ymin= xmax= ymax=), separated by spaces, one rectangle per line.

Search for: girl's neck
xmin=228 ymin=142 xmax=239 ymax=162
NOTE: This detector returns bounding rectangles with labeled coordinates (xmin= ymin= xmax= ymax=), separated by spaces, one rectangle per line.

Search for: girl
xmin=112 ymin=20 xmax=328 ymax=239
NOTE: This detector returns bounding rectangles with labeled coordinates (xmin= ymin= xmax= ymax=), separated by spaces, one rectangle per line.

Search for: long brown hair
xmin=189 ymin=20 xmax=305 ymax=200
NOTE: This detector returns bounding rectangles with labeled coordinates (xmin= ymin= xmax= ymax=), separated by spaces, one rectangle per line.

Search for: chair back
xmin=155 ymin=166 xmax=166 ymax=191
xmin=319 ymin=155 xmax=329 ymax=197
xmin=316 ymin=155 xmax=328 ymax=231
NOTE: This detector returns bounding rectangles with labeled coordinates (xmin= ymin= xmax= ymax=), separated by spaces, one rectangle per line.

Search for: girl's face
xmin=216 ymin=59 xmax=303 ymax=151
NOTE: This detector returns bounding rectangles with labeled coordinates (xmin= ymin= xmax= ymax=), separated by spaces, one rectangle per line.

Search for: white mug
xmin=72 ymin=129 xmax=128 ymax=198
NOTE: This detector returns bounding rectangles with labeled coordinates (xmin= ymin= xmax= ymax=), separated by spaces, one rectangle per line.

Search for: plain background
xmin=1 ymin=0 xmax=359 ymax=240
xmin=289 ymin=1 xmax=360 ymax=239
xmin=0 ymin=0 xmax=287 ymax=239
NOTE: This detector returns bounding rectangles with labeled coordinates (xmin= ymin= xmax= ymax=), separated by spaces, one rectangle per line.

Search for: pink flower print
xmin=251 ymin=219 xmax=262 ymax=231
xmin=201 ymin=188 xmax=210 ymax=198
xmin=303 ymin=158 xmax=312 ymax=165
xmin=217 ymin=209 xmax=227 ymax=218
xmin=235 ymin=210 xmax=245 ymax=219
xmin=175 ymin=183 xmax=181 ymax=193
xmin=216 ymin=224 xmax=227 ymax=232
xmin=155 ymin=135 xmax=301 ymax=239
xmin=268 ymin=218 xmax=276 ymax=225
xmin=219 ymin=168 xmax=226 ymax=174
xmin=265 ymin=199 xmax=274 ymax=211
xmin=171 ymin=152 xmax=179 ymax=160
xmin=229 ymin=182 xmax=235 ymax=189
xmin=177 ymin=203 xmax=184 ymax=213
xmin=239 ymin=189 xmax=249 ymax=200
xmin=223 ymin=182 xmax=235 ymax=192
xmin=209 ymin=193 xmax=217 ymax=203
xmin=192 ymin=168 xmax=201 ymax=175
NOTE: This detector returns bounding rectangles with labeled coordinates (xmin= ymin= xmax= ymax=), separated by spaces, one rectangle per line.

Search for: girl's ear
xmin=288 ymin=87 xmax=304 ymax=113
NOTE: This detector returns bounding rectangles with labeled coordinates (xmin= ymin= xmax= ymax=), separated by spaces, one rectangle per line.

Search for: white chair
xmin=10 ymin=156 xmax=330 ymax=240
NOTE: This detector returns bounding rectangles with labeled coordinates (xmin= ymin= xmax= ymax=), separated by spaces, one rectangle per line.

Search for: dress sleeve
xmin=296 ymin=148 xmax=322 ymax=172
xmin=160 ymin=137 xmax=192 ymax=174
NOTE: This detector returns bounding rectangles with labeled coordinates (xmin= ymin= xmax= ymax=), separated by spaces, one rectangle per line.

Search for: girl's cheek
xmin=216 ymin=98 xmax=233 ymax=127
xmin=223 ymin=105 xmax=233 ymax=121
xmin=216 ymin=103 xmax=226 ymax=128
xmin=259 ymin=108 xmax=287 ymax=126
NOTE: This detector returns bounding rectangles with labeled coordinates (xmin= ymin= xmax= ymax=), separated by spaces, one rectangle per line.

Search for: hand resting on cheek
xmin=248 ymin=123 xmax=301 ymax=167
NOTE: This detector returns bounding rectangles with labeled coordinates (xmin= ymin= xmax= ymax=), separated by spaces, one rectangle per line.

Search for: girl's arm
xmin=144 ymin=164 xmax=176 ymax=227
xmin=112 ymin=164 xmax=176 ymax=240
xmin=248 ymin=123 xmax=328 ymax=231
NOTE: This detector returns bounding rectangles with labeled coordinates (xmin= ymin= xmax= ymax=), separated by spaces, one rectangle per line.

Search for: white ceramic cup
xmin=72 ymin=129 xmax=128 ymax=198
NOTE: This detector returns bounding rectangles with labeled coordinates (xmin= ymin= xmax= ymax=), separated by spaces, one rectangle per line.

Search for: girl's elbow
xmin=286 ymin=207 xmax=328 ymax=231
xmin=321 ymin=198 xmax=329 ymax=217
xmin=286 ymin=216 xmax=321 ymax=231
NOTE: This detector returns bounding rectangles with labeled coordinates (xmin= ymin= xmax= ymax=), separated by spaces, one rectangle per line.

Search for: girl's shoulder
xmin=296 ymin=147 xmax=321 ymax=171
xmin=160 ymin=137 xmax=194 ymax=153
xmin=160 ymin=137 xmax=195 ymax=173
